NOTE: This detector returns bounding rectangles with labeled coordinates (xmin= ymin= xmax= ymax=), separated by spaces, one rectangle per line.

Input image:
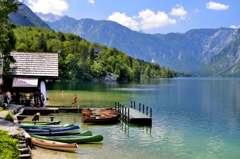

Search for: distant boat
xmin=31 ymin=137 xmax=78 ymax=152
xmin=20 ymin=120 xmax=62 ymax=126
xmin=25 ymin=125 xmax=80 ymax=135
xmin=31 ymin=134 xmax=104 ymax=143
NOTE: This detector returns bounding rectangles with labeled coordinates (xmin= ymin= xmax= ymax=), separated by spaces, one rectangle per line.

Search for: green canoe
xmin=31 ymin=134 xmax=103 ymax=143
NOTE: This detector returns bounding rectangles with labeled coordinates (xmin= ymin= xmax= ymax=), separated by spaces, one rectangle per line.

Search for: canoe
xmin=20 ymin=120 xmax=62 ymax=126
xmin=20 ymin=123 xmax=74 ymax=129
xmin=25 ymin=125 xmax=80 ymax=135
xmin=82 ymin=108 xmax=118 ymax=116
xmin=82 ymin=114 xmax=120 ymax=124
xmin=31 ymin=134 xmax=104 ymax=143
xmin=33 ymin=130 xmax=93 ymax=136
xmin=31 ymin=137 xmax=78 ymax=152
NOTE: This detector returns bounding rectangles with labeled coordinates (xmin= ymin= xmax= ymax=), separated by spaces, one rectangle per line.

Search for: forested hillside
xmin=13 ymin=26 xmax=176 ymax=81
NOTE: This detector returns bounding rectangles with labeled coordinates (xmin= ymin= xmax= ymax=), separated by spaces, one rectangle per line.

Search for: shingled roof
xmin=10 ymin=52 xmax=58 ymax=77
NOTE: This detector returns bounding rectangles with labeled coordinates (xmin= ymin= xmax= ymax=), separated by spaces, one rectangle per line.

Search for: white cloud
xmin=107 ymin=12 xmax=139 ymax=31
xmin=107 ymin=9 xmax=177 ymax=31
xmin=138 ymin=9 xmax=176 ymax=30
xmin=27 ymin=0 xmax=68 ymax=15
xmin=230 ymin=25 xmax=240 ymax=29
xmin=138 ymin=9 xmax=176 ymax=29
xmin=169 ymin=5 xmax=187 ymax=20
xmin=206 ymin=1 xmax=229 ymax=10
xmin=88 ymin=0 xmax=95 ymax=4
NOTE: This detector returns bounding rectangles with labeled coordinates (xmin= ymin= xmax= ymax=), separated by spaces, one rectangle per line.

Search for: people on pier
xmin=71 ymin=95 xmax=77 ymax=108
xmin=40 ymin=93 xmax=45 ymax=107
xmin=30 ymin=96 xmax=35 ymax=108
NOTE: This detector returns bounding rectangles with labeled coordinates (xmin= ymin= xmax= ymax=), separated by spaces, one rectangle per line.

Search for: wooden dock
xmin=116 ymin=101 xmax=152 ymax=125
xmin=128 ymin=108 xmax=152 ymax=125
xmin=23 ymin=107 xmax=59 ymax=115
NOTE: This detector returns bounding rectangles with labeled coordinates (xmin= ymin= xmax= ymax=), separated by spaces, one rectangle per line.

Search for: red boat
xmin=82 ymin=108 xmax=118 ymax=116
xmin=82 ymin=113 xmax=120 ymax=124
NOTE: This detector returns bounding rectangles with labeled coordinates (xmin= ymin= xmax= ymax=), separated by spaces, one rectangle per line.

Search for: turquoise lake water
xmin=32 ymin=78 xmax=240 ymax=159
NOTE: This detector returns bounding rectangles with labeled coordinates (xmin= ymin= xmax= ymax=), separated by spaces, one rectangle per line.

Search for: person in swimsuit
xmin=71 ymin=95 xmax=77 ymax=108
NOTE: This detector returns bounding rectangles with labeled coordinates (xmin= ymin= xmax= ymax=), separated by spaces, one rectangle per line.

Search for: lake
xmin=31 ymin=78 xmax=240 ymax=159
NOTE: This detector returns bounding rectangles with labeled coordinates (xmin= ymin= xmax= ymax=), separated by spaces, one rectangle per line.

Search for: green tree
xmin=0 ymin=0 xmax=22 ymax=74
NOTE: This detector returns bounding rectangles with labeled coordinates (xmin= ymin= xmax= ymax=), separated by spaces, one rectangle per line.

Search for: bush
xmin=5 ymin=111 xmax=14 ymax=122
xmin=0 ymin=130 xmax=20 ymax=159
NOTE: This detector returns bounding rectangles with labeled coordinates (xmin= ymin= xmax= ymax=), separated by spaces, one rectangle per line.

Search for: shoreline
xmin=0 ymin=104 xmax=25 ymax=136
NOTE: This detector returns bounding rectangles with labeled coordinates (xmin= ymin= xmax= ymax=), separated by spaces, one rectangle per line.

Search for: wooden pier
xmin=115 ymin=101 xmax=152 ymax=125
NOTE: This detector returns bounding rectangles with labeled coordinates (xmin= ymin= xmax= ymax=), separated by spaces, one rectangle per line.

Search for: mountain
xmin=9 ymin=7 xmax=240 ymax=76
xmin=198 ymin=29 xmax=240 ymax=77
xmin=35 ymin=12 xmax=61 ymax=22
xmin=46 ymin=16 xmax=238 ymax=73
xmin=10 ymin=4 xmax=50 ymax=29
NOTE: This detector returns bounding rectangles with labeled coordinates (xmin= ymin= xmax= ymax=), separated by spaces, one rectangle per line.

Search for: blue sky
xmin=24 ymin=0 xmax=240 ymax=34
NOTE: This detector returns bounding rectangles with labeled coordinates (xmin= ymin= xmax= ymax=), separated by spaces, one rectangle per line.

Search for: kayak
xmin=31 ymin=134 xmax=104 ymax=143
xmin=25 ymin=125 xmax=80 ymax=135
xmin=20 ymin=123 xmax=74 ymax=129
xmin=31 ymin=137 xmax=78 ymax=152
xmin=20 ymin=120 xmax=62 ymax=126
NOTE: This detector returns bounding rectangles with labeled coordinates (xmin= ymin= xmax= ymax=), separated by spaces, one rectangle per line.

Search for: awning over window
xmin=12 ymin=77 xmax=38 ymax=87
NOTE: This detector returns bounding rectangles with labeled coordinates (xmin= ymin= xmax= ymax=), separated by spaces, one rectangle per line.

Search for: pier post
xmin=128 ymin=107 xmax=130 ymax=122
xmin=139 ymin=103 xmax=141 ymax=111
xmin=134 ymin=101 xmax=135 ymax=109
xmin=143 ymin=104 xmax=145 ymax=114
xmin=150 ymin=107 xmax=152 ymax=117
xmin=146 ymin=106 xmax=149 ymax=116
xmin=124 ymin=106 xmax=127 ymax=121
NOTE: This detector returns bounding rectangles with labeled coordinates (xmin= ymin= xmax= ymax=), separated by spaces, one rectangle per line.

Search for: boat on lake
xmin=31 ymin=137 xmax=78 ymax=152
xmin=82 ymin=108 xmax=118 ymax=116
xmin=25 ymin=125 xmax=80 ymax=135
xmin=31 ymin=134 xmax=104 ymax=143
xmin=82 ymin=114 xmax=120 ymax=124
xmin=20 ymin=120 xmax=62 ymax=126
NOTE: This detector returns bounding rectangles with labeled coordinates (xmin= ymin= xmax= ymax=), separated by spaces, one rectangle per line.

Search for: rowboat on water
xmin=82 ymin=108 xmax=118 ymax=116
xmin=82 ymin=114 xmax=120 ymax=124
xmin=31 ymin=137 xmax=78 ymax=152
xmin=20 ymin=120 xmax=62 ymax=126
xmin=25 ymin=125 xmax=80 ymax=135
xmin=31 ymin=134 xmax=104 ymax=143
xmin=20 ymin=123 xmax=74 ymax=129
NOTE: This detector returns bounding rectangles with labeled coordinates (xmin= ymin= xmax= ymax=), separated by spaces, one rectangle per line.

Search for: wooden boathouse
xmin=2 ymin=52 xmax=59 ymax=106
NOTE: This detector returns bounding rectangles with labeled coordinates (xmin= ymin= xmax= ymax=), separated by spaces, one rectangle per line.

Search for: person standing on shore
xmin=71 ymin=95 xmax=77 ymax=108
xmin=6 ymin=91 xmax=12 ymax=107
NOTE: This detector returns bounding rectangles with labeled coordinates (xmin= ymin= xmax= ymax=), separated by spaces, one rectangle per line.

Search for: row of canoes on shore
xmin=20 ymin=121 xmax=104 ymax=152
xmin=19 ymin=108 xmax=120 ymax=152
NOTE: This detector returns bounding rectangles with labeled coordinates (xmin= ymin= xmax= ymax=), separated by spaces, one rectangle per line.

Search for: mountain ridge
xmin=10 ymin=8 xmax=240 ymax=77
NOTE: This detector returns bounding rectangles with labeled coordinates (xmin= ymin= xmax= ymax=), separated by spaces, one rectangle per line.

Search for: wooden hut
xmin=2 ymin=52 xmax=59 ymax=106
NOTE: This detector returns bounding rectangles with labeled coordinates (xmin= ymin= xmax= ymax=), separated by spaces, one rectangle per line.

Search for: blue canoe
xmin=25 ymin=125 xmax=80 ymax=135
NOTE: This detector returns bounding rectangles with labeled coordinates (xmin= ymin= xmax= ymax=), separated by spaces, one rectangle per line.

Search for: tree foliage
xmin=0 ymin=0 xmax=22 ymax=74
xmin=13 ymin=26 xmax=176 ymax=81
